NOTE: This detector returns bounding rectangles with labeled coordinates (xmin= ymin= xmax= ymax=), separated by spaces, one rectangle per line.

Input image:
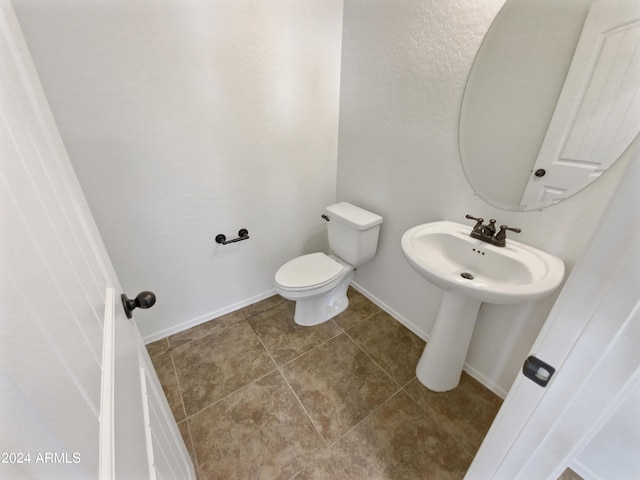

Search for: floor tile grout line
xmin=176 ymin=338 xmax=331 ymax=479
xmin=334 ymin=330 xmax=458 ymax=454
xmin=168 ymin=351 xmax=188 ymax=425
xmin=244 ymin=300 xmax=411 ymax=449
xmin=243 ymin=301 xmax=382 ymax=373
xmin=167 ymin=314 xmax=247 ymax=351
xmin=284 ymin=367 xmax=404 ymax=480
xmin=323 ymin=387 xmax=406 ymax=451
xmin=165 ymin=296 xmax=279 ymax=352
xmin=156 ymin=291 xmax=375 ymax=352
xmin=400 ymin=380 xmax=480 ymax=459
xmin=316 ymin=378 xmax=477 ymax=465
xmin=168 ymin=351 xmax=200 ymax=470
xmin=341 ymin=327 xmax=406 ymax=390
xmin=266 ymin=322 xmax=407 ymax=451
xmin=170 ymin=301 xmax=300 ymax=422
xmin=169 ymin=320 xmax=280 ymax=421
xmin=181 ymin=363 xmax=280 ymax=420
xmin=400 ymin=377 xmax=475 ymax=460
xmin=164 ymin=293 xmax=375 ymax=362
xmin=179 ymin=344 xmax=477 ymax=472
xmin=242 ymin=300 xmax=346 ymax=369
xmin=242 ymin=303 xmax=395 ymax=448
xmin=148 ymin=290 xmax=493 ymax=478
xmin=243 ymin=302 xmax=400 ymax=452
xmin=278 ymin=366 xmax=329 ymax=447
xmin=240 ymin=297 xmax=289 ymax=325
xmin=163 ymin=302 xmax=389 ymax=425
xmin=273 ymin=326 xmax=344 ymax=370
xmin=334 ymin=306 xmax=382 ymax=333
xmin=252 ymin=332 xmax=331 ymax=449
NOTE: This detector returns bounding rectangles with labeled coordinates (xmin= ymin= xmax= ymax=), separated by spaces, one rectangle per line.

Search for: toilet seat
xmin=275 ymin=253 xmax=344 ymax=291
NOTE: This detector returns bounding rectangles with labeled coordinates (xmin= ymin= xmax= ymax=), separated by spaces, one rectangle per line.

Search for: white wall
xmin=336 ymin=0 xmax=633 ymax=396
xmin=13 ymin=0 xmax=344 ymax=340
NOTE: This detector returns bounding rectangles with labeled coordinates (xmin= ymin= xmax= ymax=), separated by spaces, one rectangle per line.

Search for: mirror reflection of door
xmin=521 ymin=0 xmax=640 ymax=208
xmin=460 ymin=0 xmax=640 ymax=211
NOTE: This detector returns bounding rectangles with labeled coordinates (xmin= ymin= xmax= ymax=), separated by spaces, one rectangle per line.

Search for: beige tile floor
xmin=147 ymin=288 xmax=502 ymax=480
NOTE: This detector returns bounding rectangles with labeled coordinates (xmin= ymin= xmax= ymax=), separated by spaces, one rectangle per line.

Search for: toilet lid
xmin=275 ymin=253 xmax=344 ymax=290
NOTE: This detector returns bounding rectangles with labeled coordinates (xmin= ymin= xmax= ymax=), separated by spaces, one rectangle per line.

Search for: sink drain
xmin=460 ymin=272 xmax=474 ymax=280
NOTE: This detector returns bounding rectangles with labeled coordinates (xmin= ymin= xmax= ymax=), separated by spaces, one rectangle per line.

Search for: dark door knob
xmin=121 ymin=291 xmax=156 ymax=319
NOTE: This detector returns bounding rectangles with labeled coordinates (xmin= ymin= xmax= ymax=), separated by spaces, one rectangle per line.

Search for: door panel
xmin=140 ymin=349 xmax=194 ymax=479
xmin=0 ymin=1 xmax=194 ymax=478
xmin=0 ymin=69 xmax=102 ymax=478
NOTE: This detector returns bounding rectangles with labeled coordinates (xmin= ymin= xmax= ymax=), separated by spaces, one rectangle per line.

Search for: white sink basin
xmin=401 ymin=221 xmax=565 ymax=305
xmin=401 ymin=220 xmax=565 ymax=392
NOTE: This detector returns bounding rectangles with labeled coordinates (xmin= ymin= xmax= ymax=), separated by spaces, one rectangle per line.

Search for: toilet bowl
xmin=275 ymin=253 xmax=354 ymax=326
xmin=274 ymin=202 xmax=383 ymax=326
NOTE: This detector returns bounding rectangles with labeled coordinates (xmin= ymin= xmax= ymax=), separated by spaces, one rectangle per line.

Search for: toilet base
xmin=293 ymin=271 xmax=354 ymax=326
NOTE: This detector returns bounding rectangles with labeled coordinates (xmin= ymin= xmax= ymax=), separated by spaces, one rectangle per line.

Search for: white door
xmin=0 ymin=2 xmax=194 ymax=478
xmin=466 ymin=143 xmax=640 ymax=477
xmin=520 ymin=0 xmax=640 ymax=207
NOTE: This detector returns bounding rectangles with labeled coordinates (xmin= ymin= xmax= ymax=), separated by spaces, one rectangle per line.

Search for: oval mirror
xmin=460 ymin=0 xmax=640 ymax=211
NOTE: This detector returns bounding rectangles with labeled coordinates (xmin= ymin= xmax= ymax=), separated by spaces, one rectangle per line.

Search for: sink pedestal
xmin=416 ymin=291 xmax=481 ymax=391
xmin=402 ymin=221 xmax=565 ymax=391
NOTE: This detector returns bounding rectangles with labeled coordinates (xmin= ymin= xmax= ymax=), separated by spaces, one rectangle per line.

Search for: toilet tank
xmin=325 ymin=202 xmax=383 ymax=267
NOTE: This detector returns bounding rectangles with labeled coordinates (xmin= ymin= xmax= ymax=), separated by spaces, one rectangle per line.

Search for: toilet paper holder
xmin=216 ymin=228 xmax=249 ymax=245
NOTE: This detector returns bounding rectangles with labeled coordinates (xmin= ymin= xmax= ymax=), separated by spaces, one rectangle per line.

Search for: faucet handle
xmin=495 ymin=225 xmax=521 ymax=243
xmin=465 ymin=214 xmax=485 ymax=232
xmin=482 ymin=219 xmax=497 ymax=236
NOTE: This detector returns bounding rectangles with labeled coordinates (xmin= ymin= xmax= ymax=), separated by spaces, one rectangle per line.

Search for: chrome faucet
xmin=465 ymin=214 xmax=520 ymax=247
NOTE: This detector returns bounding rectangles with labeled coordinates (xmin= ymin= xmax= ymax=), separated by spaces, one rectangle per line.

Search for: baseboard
xmin=142 ymin=289 xmax=277 ymax=344
xmin=461 ymin=363 xmax=508 ymax=399
xmin=350 ymin=281 xmax=431 ymax=341
xmin=350 ymin=281 xmax=508 ymax=399
xmin=146 ymin=282 xmax=508 ymax=398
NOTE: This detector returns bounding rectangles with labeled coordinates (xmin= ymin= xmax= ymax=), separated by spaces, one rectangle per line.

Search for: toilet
xmin=274 ymin=202 xmax=383 ymax=326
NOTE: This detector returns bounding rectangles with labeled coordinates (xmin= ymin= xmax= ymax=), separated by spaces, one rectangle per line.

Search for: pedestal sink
xmin=401 ymin=221 xmax=564 ymax=391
